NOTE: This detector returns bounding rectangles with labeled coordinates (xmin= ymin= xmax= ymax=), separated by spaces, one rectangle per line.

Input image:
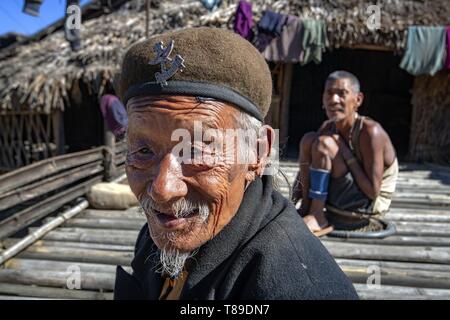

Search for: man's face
xmin=322 ymin=78 xmax=362 ymax=122
xmin=125 ymin=96 xmax=250 ymax=253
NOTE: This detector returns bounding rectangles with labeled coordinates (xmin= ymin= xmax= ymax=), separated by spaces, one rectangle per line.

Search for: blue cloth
xmin=255 ymin=11 xmax=288 ymax=51
xmin=258 ymin=10 xmax=287 ymax=36
xmin=309 ymin=167 xmax=330 ymax=200
xmin=400 ymin=26 xmax=447 ymax=76
xmin=23 ymin=0 xmax=43 ymax=17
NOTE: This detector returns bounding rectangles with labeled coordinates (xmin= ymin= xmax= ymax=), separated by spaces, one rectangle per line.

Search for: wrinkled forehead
xmin=126 ymin=95 xmax=240 ymax=132
xmin=324 ymin=78 xmax=353 ymax=92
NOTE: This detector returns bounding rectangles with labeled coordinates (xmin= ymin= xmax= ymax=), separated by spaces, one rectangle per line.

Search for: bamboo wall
xmin=408 ymin=71 xmax=450 ymax=164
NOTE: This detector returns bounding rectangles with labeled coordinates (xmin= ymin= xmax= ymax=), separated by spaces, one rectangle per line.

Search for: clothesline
xmin=232 ymin=0 xmax=450 ymax=76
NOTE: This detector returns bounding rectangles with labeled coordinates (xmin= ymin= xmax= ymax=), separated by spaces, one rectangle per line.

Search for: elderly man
xmin=292 ymin=71 xmax=398 ymax=236
xmin=113 ymin=28 xmax=357 ymax=300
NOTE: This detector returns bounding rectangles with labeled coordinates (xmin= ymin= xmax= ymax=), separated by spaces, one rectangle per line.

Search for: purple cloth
xmin=446 ymin=27 xmax=450 ymax=69
xmin=255 ymin=33 xmax=275 ymax=52
xmin=233 ymin=0 xmax=253 ymax=41
xmin=100 ymin=94 xmax=128 ymax=139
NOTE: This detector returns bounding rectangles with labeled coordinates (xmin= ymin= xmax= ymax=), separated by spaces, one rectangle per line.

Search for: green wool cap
xmin=118 ymin=27 xmax=272 ymax=121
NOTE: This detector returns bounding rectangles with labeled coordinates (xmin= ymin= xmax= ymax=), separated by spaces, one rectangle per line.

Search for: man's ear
xmin=246 ymin=125 xmax=275 ymax=179
xmin=355 ymin=92 xmax=364 ymax=110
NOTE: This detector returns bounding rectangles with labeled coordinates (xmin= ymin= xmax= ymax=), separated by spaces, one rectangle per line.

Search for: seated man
xmin=292 ymin=71 xmax=398 ymax=236
xmin=114 ymin=28 xmax=357 ymax=299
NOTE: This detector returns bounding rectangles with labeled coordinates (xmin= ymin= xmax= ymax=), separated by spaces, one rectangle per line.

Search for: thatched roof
xmin=0 ymin=0 xmax=448 ymax=113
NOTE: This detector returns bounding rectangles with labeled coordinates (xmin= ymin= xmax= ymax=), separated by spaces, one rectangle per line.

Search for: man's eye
xmin=138 ymin=147 xmax=153 ymax=155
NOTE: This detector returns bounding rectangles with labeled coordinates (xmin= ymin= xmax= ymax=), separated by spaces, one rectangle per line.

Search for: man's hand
xmin=333 ymin=135 xmax=354 ymax=161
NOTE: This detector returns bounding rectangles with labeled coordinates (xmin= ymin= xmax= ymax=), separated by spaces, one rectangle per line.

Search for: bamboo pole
xmin=0 ymin=269 xmax=115 ymax=291
xmin=386 ymin=214 xmax=450 ymax=223
xmin=77 ymin=208 xmax=143 ymax=220
xmin=393 ymin=221 xmax=450 ymax=237
xmin=0 ymin=177 xmax=101 ymax=240
xmin=322 ymin=242 xmax=450 ymax=264
xmin=61 ymin=218 xmax=145 ymax=230
xmin=41 ymin=231 xmax=137 ymax=246
xmin=103 ymin=129 xmax=116 ymax=182
xmin=0 ymin=283 xmax=113 ymax=300
xmin=4 ymin=239 xmax=135 ymax=252
xmin=342 ymin=265 xmax=450 ymax=289
xmin=325 ymin=235 xmax=450 ymax=247
xmin=0 ymin=199 xmax=88 ymax=265
xmin=145 ymin=0 xmax=150 ymax=39
xmin=17 ymin=245 xmax=133 ymax=266
xmin=5 ymin=258 xmax=132 ymax=274
xmin=335 ymin=258 xmax=450 ymax=273
xmin=32 ymin=227 xmax=139 ymax=237
xmin=111 ymin=173 xmax=127 ymax=183
xmin=353 ymin=283 xmax=450 ymax=299
xmin=0 ymin=295 xmax=63 ymax=300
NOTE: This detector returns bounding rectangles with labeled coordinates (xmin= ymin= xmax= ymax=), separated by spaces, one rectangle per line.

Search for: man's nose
xmin=331 ymin=93 xmax=340 ymax=103
xmin=148 ymin=153 xmax=187 ymax=203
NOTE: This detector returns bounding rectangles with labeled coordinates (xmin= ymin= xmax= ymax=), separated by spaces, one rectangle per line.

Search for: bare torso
xmin=319 ymin=117 xmax=396 ymax=169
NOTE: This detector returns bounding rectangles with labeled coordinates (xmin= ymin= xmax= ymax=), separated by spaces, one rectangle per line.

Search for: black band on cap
xmin=123 ymin=80 xmax=264 ymax=122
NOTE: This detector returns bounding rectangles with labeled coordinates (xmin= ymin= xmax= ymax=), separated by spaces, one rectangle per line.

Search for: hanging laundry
xmin=100 ymin=95 xmax=128 ymax=140
xmin=23 ymin=0 xmax=43 ymax=17
xmin=233 ymin=0 xmax=253 ymax=41
xmin=201 ymin=0 xmax=221 ymax=11
xmin=258 ymin=11 xmax=287 ymax=37
xmin=263 ymin=16 xmax=303 ymax=63
xmin=255 ymin=11 xmax=288 ymax=52
xmin=445 ymin=27 xmax=450 ymax=70
xmin=299 ymin=19 xmax=328 ymax=66
xmin=400 ymin=26 xmax=446 ymax=76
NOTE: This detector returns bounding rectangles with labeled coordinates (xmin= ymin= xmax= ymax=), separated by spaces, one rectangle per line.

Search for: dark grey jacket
xmin=114 ymin=176 xmax=358 ymax=300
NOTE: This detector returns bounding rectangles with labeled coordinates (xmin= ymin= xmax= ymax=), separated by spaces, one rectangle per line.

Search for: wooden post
xmin=279 ymin=63 xmax=293 ymax=148
xmin=52 ymin=110 xmax=65 ymax=156
xmin=103 ymin=127 xmax=116 ymax=181
xmin=145 ymin=0 xmax=150 ymax=39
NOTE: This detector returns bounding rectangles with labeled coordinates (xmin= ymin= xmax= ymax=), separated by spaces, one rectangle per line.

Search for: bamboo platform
xmin=0 ymin=162 xmax=449 ymax=300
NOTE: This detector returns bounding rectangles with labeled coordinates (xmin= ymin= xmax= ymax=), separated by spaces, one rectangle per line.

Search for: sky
xmin=0 ymin=0 xmax=91 ymax=37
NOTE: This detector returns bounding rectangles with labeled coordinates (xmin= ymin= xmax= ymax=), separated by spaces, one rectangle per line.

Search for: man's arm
xmin=339 ymin=124 xmax=385 ymax=200
xmin=293 ymin=121 xmax=330 ymax=206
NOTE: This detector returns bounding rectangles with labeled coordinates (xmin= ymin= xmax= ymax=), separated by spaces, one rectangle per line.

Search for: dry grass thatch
xmin=0 ymin=0 xmax=448 ymax=113
xmin=408 ymin=71 xmax=450 ymax=164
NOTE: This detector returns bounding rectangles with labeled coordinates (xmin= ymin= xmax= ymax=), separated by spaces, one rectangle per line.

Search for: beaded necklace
xmin=348 ymin=113 xmax=359 ymax=152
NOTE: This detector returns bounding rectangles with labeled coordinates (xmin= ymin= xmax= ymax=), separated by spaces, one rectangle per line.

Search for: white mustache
xmin=326 ymin=105 xmax=345 ymax=112
xmin=139 ymin=197 xmax=210 ymax=222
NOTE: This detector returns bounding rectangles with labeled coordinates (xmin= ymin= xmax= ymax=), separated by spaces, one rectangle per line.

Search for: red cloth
xmin=100 ymin=95 xmax=128 ymax=139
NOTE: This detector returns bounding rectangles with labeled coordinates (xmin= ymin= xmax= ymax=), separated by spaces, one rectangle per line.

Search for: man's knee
xmin=312 ymin=135 xmax=338 ymax=154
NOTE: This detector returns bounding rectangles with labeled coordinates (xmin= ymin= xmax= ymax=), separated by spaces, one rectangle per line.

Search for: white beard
xmin=139 ymin=196 xmax=210 ymax=278
xmin=157 ymin=247 xmax=194 ymax=278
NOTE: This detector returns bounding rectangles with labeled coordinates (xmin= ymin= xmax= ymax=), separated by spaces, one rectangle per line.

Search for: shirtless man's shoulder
xmin=359 ymin=117 xmax=396 ymax=165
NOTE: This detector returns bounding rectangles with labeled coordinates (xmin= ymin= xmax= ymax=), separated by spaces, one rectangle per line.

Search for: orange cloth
xmin=159 ymin=271 xmax=188 ymax=300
